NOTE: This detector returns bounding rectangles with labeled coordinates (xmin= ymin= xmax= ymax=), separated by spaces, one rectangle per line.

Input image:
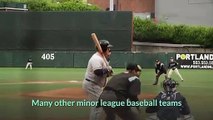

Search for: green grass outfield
xmin=0 ymin=68 xmax=212 ymax=120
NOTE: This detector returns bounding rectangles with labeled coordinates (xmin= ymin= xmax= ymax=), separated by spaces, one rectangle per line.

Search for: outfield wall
xmin=0 ymin=11 xmax=133 ymax=51
xmin=0 ymin=11 xmax=176 ymax=69
xmin=0 ymin=50 xmax=175 ymax=68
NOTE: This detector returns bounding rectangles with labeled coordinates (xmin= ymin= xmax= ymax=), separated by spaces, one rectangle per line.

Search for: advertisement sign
xmin=176 ymin=53 xmax=213 ymax=69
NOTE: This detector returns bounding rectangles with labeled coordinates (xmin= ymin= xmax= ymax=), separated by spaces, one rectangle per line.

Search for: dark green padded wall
xmin=0 ymin=51 xmax=175 ymax=68
xmin=0 ymin=11 xmax=133 ymax=51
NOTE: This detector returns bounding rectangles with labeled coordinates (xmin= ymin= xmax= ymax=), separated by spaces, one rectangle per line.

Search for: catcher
xmin=146 ymin=78 xmax=193 ymax=120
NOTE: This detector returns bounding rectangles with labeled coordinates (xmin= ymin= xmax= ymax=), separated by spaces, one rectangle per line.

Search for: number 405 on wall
xmin=41 ymin=53 xmax=55 ymax=60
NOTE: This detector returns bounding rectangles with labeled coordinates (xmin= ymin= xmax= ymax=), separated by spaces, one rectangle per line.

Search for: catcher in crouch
xmin=146 ymin=78 xmax=193 ymax=120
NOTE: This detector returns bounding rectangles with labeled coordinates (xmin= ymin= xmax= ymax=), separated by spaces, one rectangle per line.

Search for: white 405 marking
xmin=41 ymin=53 xmax=55 ymax=60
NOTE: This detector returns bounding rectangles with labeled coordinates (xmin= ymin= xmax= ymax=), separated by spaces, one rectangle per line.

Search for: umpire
xmin=153 ymin=60 xmax=167 ymax=85
xmin=99 ymin=63 xmax=142 ymax=120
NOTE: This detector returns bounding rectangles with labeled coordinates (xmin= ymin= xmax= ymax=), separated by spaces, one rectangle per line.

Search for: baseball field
xmin=0 ymin=67 xmax=212 ymax=120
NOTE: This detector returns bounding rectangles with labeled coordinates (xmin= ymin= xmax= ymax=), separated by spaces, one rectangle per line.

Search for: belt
xmin=85 ymin=78 xmax=98 ymax=85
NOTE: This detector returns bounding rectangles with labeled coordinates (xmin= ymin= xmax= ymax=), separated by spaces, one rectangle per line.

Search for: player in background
xmin=153 ymin=60 xmax=167 ymax=85
xmin=146 ymin=78 xmax=193 ymax=120
xmin=25 ymin=57 xmax=33 ymax=70
xmin=167 ymin=57 xmax=184 ymax=82
xmin=82 ymin=40 xmax=113 ymax=120
xmin=99 ymin=63 xmax=142 ymax=120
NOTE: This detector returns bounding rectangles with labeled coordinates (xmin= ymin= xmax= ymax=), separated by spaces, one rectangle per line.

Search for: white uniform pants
xmin=82 ymin=80 xmax=103 ymax=120
xmin=167 ymin=68 xmax=183 ymax=80
xmin=25 ymin=62 xmax=32 ymax=69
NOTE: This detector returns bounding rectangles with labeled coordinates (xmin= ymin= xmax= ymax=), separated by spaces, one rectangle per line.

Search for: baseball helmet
xmin=99 ymin=40 xmax=113 ymax=52
xmin=163 ymin=78 xmax=179 ymax=92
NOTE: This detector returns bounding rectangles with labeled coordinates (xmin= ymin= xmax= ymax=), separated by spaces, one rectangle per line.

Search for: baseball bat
xmin=91 ymin=33 xmax=109 ymax=66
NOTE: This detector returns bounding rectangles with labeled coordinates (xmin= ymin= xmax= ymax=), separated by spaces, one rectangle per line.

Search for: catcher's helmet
xmin=99 ymin=40 xmax=113 ymax=52
xmin=163 ymin=78 xmax=179 ymax=92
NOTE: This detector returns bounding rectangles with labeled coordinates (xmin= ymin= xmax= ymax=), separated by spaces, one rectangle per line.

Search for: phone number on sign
xmin=192 ymin=61 xmax=213 ymax=65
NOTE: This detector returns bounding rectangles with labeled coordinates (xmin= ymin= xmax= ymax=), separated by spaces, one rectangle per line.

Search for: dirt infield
xmin=22 ymin=88 xmax=87 ymax=100
xmin=22 ymin=87 xmax=155 ymax=100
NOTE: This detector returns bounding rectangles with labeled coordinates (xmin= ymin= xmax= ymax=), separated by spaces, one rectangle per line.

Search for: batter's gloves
xmin=107 ymin=66 xmax=113 ymax=77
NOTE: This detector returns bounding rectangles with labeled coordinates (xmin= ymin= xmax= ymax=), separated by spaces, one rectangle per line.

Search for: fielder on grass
xmin=167 ymin=57 xmax=184 ymax=82
xmin=25 ymin=57 xmax=33 ymax=70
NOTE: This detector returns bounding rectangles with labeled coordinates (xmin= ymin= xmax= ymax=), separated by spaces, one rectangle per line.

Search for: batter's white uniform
xmin=82 ymin=52 xmax=109 ymax=120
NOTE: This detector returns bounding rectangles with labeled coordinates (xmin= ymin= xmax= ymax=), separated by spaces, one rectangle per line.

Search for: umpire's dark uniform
xmin=99 ymin=63 xmax=142 ymax=120
xmin=153 ymin=60 xmax=167 ymax=85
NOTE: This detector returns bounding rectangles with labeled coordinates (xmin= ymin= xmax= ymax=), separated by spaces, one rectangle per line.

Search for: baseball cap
xmin=155 ymin=60 xmax=160 ymax=62
xmin=126 ymin=63 xmax=142 ymax=72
